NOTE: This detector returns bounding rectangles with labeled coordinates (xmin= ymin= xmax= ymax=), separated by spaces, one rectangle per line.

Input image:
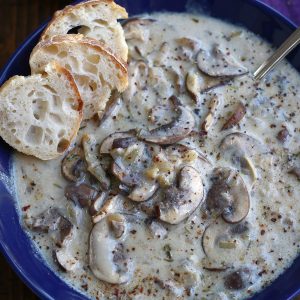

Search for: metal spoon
xmin=253 ymin=27 xmax=300 ymax=81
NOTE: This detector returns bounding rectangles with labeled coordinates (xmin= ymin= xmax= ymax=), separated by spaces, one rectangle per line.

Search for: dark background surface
xmin=0 ymin=0 xmax=299 ymax=299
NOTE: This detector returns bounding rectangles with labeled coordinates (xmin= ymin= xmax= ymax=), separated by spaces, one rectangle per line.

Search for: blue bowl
xmin=0 ymin=0 xmax=299 ymax=299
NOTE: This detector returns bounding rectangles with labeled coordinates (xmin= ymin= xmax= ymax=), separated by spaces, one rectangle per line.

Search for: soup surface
xmin=14 ymin=12 xmax=300 ymax=300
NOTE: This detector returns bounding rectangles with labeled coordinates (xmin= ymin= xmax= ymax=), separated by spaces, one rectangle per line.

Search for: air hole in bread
xmin=83 ymin=63 xmax=97 ymax=75
xmin=45 ymin=44 xmax=59 ymax=55
xmin=32 ymin=99 xmax=48 ymax=121
xmin=43 ymin=84 xmax=57 ymax=95
xmin=58 ymin=129 xmax=66 ymax=138
xmin=94 ymin=19 xmax=109 ymax=26
xmin=89 ymin=81 xmax=98 ymax=92
xmin=25 ymin=125 xmax=43 ymax=145
xmin=67 ymin=25 xmax=90 ymax=35
xmin=58 ymin=51 xmax=68 ymax=58
xmin=49 ymin=113 xmax=63 ymax=124
xmin=87 ymin=54 xmax=100 ymax=65
xmin=65 ymin=64 xmax=72 ymax=71
xmin=69 ymin=56 xmax=79 ymax=70
xmin=53 ymin=95 xmax=62 ymax=108
xmin=57 ymin=138 xmax=70 ymax=153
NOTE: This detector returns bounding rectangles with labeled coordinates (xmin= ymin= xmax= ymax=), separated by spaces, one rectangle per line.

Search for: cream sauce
xmin=14 ymin=13 xmax=300 ymax=300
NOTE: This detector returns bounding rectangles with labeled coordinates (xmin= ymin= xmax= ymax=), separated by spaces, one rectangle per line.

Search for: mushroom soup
xmin=14 ymin=13 xmax=300 ymax=299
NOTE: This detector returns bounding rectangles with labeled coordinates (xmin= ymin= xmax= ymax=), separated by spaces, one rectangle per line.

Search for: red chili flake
xmin=22 ymin=205 xmax=31 ymax=212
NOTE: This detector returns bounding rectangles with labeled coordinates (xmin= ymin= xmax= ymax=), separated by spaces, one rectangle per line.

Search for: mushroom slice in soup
xmin=157 ymin=166 xmax=204 ymax=224
xmin=202 ymin=219 xmax=251 ymax=268
xmin=205 ymin=167 xmax=250 ymax=223
xmin=197 ymin=44 xmax=248 ymax=77
xmin=92 ymin=194 xmax=133 ymax=224
xmin=26 ymin=208 xmax=73 ymax=247
xmin=82 ymin=134 xmax=110 ymax=190
xmin=89 ymin=214 xmax=133 ymax=284
xmin=224 ymin=267 xmax=258 ymax=291
xmin=219 ymin=132 xmax=268 ymax=179
xmin=138 ymin=105 xmax=195 ymax=145
xmin=201 ymin=95 xmax=221 ymax=133
xmin=96 ymin=91 xmax=122 ymax=127
xmin=65 ymin=183 xmax=98 ymax=208
xmin=128 ymin=180 xmax=159 ymax=202
xmin=186 ymin=71 xmax=230 ymax=101
xmin=99 ymin=130 xmax=136 ymax=154
xmin=61 ymin=146 xmax=87 ymax=183
xmin=111 ymin=141 xmax=151 ymax=187
xmin=222 ymin=102 xmax=246 ymax=131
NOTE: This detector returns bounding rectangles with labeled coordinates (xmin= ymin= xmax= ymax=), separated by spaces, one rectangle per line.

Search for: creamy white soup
xmin=14 ymin=13 xmax=300 ymax=300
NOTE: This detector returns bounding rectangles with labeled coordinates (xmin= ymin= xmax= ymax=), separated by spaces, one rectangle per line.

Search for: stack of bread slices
xmin=0 ymin=0 xmax=129 ymax=160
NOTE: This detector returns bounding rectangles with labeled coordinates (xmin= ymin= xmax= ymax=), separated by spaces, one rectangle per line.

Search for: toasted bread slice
xmin=41 ymin=0 xmax=128 ymax=61
xmin=0 ymin=62 xmax=83 ymax=160
xmin=30 ymin=34 xmax=128 ymax=120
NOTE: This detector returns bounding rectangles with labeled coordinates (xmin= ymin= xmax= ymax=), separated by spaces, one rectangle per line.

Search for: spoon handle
xmin=253 ymin=27 xmax=300 ymax=80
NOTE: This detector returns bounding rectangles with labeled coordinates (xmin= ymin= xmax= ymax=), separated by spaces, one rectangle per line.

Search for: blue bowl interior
xmin=0 ymin=1 xmax=299 ymax=299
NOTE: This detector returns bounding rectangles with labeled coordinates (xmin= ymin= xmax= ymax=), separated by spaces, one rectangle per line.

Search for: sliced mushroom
xmin=222 ymin=102 xmax=246 ymax=130
xmin=157 ymin=166 xmax=204 ymax=224
xmin=186 ymin=71 xmax=230 ymax=101
xmin=224 ymin=267 xmax=257 ymax=290
xmin=89 ymin=214 xmax=133 ymax=284
xmin=99 ymin=130 xmax=136 ymax=154
xmin=201 ymin=95 xmax=221 ymax=133
xmin=96 ymin=91 xmax=122 ymax=126
xmin=89 ymin=192 xmax=108 ymax=216
xmin=197 ymin=44 xmax=248 ymax=77
xmin=82 ymin=134 xmax=110 ymax=190
xmin=288 ymin=167 xmax=300 ymax=180
xmin=128 ymin=180 xmax=159 ymax=202
xmin=219 ymin=132 xmax=268 ymax=179
xmin=111 ymin=141 xmax=150 ymax=187
xmin=154 ymin=42 xmax=170 ymax=66
xmin=54 ymin=244 xmax=81 ymax=272
xmin=26 ymin=208 xmax=73 ymax=247
xmin=92 ymin=195 xmax=125 ymax=224
xmin=112 ymin=137 xmax=138 ymax=150
xmin=138 ymin=105 xmax=195 ymax=145
xmin=176 ymin=37 xmax=199 ymax=50
xmin=205 ymin=167 xmax=250 ymax=223
xmin=65 ymin=183 xmax=98 ymax=207
xmin=61 ymin=146 xmax=86 ymax=182
xmin=123 ymin=18 xmax=155 ymax=42
xmin=202 ymin=218 xmax=250 ymax=268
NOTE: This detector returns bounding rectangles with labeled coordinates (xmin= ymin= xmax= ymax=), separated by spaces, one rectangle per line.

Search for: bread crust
xmin=30 ymin=34 xmax=128 ymax=91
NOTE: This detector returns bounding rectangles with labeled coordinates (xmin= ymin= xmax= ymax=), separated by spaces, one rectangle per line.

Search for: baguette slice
xmin=30 ymin=34 xmax=128 ymax=120
xmin=41 ymin=0 xmax=128 ymax=61
xmin=0 ymin=62 xmax=83 ymax=160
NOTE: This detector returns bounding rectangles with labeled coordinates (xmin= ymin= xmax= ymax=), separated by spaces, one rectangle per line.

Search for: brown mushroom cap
xmin=65 ymin=183 xmax=98 ymax=207
xmin=205 ymin=167 xmax=250 ymax=224
xmin=138 ymin=105 xmax=195 ymax=145
xmin=26 ymin=208 xmax=73 ymax=247
xmin=99 ymin=130 xmax=136 ymax=154
xmin=157 ymin=166 xmax=204 ymax=225
xmin=61 ymin=147 xmax=86 ymax=183
xmin=197 ymin=44 xmax=248 ymax=77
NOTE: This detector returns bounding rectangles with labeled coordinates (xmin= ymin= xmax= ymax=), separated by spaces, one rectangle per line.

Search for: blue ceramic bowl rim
xmin=0 ymin=1 xmax=299 ymax=299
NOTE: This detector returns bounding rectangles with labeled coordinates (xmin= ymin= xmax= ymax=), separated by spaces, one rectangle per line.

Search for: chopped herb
xmin=53 ymin=183 xmax=63 ymax=189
